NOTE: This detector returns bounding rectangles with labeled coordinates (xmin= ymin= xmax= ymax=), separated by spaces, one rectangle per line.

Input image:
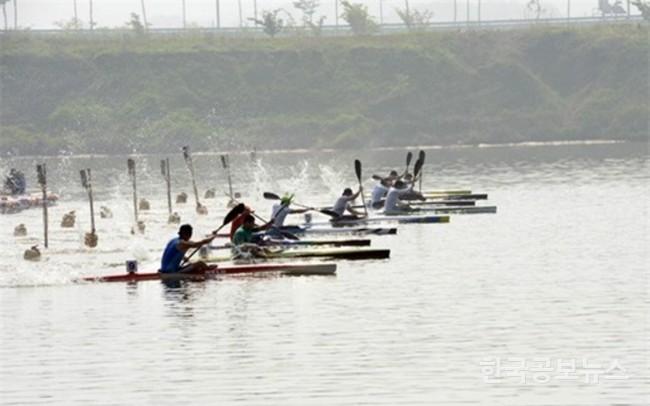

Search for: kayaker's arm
xmin=177 ymin=236 xmax=215 ymax=251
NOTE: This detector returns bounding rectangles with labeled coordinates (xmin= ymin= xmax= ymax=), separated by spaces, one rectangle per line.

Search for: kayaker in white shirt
xmin=270 ymin=194 xmax=308 ymax=227
xmin=332 ymin=187 xmax=363 ymax=218
xmin=370 ymin=178 xmax=391 ymax=209
xmin=383 ymin=181 xmax=416 ymax=214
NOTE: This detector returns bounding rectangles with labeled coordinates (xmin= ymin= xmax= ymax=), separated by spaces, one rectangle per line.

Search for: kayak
xmin=204 ymin=248 xmax=390 ymax=262
xmin=422 ymin=193 xmax=488 ymax=200
xmin=423 ymin=190 xmax=472 ymax=195
xmin=82 ymin=263 xmax=337 ymax=283
xmin=0 ymin=192 xmax=59 ymax=214
xmin=210 ymin=238 xmax=372 ymax=250
xmin=415 ymin=205 xmax=497 ymax=214
xmin=216 ymin=227 xmax=397 ymax=238
xmin=351 ymin=199 xmax=475 ymax=210
xmin=303 ymin=215 xmax=450 ymax=227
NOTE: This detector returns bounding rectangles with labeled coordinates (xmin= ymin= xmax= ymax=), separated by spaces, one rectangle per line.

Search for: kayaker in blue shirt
xmin=160 ymin=224 xmax=215 ymax=273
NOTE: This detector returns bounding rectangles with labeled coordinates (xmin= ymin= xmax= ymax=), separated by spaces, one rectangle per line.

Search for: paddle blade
xmin=80 ymin=169 xmax=89 ymax=189
xmin=419 ymin=150 xmax=425 ymax=164
xmin=280 ymin=230 xmax=300 ymax=241
xmin=220 ymin=155 xmax=228 ymax=169
xmin=182 ymin=146 xmax=190 ymax=162
xmin=36 ymin=164 xmax=47 ymax=186
xmin=371 ymin=174 xmax=383 ymax=181
xmin=222 ymin=203 xmax=246 ymax=226
xmin=320 ymin=208 xmax=340 ymax=218
xmin=160 ymin=159 xmax=167 ymax=177
xmin=263 ymin=192 xmax=281 ymax=200
xmin=406 ymin=152 xmax=413 ymax=167
xmin=127 ymin=158 xmax=135 ymax=176
xmin=414 ymin=159 xmax=423 ymax=179
xmin=354 ymin=160 xmax=362 ymax=182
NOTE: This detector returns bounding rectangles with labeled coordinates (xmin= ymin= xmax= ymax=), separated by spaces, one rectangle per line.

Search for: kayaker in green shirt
xmin=231 ymin=214 xmax=272 ymax=259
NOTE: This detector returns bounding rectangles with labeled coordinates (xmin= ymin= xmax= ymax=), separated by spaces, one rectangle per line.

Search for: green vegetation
xmin=0 ymin=24 xmax=648 ymax=155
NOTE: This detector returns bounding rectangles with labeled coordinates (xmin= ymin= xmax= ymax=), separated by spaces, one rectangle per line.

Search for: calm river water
xmin=0 ymin=141 xmax=648 ymax=405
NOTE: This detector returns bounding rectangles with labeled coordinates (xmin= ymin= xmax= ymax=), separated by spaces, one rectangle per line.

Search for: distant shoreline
xmin=1 ymin=139 xmax=637 ymax=161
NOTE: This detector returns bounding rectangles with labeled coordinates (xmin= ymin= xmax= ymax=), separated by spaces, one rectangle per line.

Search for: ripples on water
xmin=0 ymin=142 xmax=648 ymax=405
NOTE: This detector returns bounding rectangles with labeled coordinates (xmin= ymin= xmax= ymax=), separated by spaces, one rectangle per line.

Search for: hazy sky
xmin=6 ymin=0 xmax=634 ymax=29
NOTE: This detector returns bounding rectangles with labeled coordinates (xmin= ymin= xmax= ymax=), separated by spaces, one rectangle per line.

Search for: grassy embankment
xmin=0 ymin=24 xmax=648 ymax=155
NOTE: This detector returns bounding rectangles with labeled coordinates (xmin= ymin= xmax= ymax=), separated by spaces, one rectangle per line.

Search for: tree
xmin=631 ymin=0 xmax=650 ymax=20
xmin=340 ymin=1 xmax=377 ymax=35
xmin=293 ymin=0 xmax=319 ymax=25
xmin=395 ymin=0 xmax=433 ymax=29
xmin=249 ymin=9 xmax=284 ymax=37
xmin=0 ymin=0 xmax=8 ymax=31
xmin=127 ymin=12 xmax=145 ymax=35
xmin=53 ymin=17 xmax=83 ymax=30
xmin=293 ymin=0 xmax=326 ymax=34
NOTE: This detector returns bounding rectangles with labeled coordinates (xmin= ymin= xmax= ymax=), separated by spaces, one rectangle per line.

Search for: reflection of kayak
xmin=205 ymin=247 xmax=390 ymax=262
xmin=0 ymin=192 xmax=59 ymax=214
xmin=82 ymin=263 xmax=336 ymax=283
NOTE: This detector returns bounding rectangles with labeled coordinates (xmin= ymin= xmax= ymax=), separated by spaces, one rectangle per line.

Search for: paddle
xmin=182 ymin=203 xmax=246 ymax=265
xmin=160 ymin=158 xmax=172 ymax=216
xmin=405 ymin=151 xmax=413 ymax=175
xmin=413 ymin=156 xmax=423 ymax=184
xmin=127 ymin=158 xmax=138 ymax=223
xmin=263 ymin=192 xmax=339 ymax=218
xmin=354 ymin=159 xmax=368 ymax=217
xmin=220 ymin=155 xmax=234 ymax=200
xmin=36 ymin=164 xmax=48 ymax=248
xmin=418 ymin=150 xmax=426 ymax=192
xmin=182 ymin=145 xmax=205 ymax=214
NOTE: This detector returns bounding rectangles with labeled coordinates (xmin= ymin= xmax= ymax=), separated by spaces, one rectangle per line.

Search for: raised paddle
xmin=263 ymin=192 xmax=339 ymax=218
xmin=354 ymin=159 xmax=368 ymax=217
xmin=182 ymin=203 xmax=246 ymax=265
xmin=36 ymin=164 xmax=48 ymax=248
xmin=418 ymin=150 xmax=426 ymax=192
xmin=127 ymin=158 xmax=138 ymax=223
xmin=405 ymin=151 xmax=413 ymax=175
xmin=413 ymin=156 xmax=423 ymax=183
xmin=182 ymin=146 xmax=206 ymax=214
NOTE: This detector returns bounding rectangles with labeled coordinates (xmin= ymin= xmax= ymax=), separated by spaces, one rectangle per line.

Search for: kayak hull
xmin=82 ymin=263 xmax=337 ymax=283
xmin=206 ymin=248 xmax=390 ymax=262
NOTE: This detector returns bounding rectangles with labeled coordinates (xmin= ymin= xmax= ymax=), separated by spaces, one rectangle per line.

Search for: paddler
xmin=370 ymin=178 xmax=391 ymax=209
xmin=332 ymin=187 xmax=364 ymax=219
xmin=398 ymin=173 xmax=426 ymax=201
xmin=160 ymin=224 xmax=215 ymax=273
xmin=4 ymin=169 xmax=26 ymax=195
xmin=231 ymin=214 xmax=273 ymax=258
xmin=270 ymin=194 xmax=309 ymax=228
xmin=383 ymin=180 xmax=417 ymax=214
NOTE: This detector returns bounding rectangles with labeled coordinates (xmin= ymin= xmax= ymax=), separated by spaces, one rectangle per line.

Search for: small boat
xmin=422 ymin=190 xmax=472 ymax=195
xmin=303 ymin=215 xmax=450 ymax=227
xmin=417 ymin=205 xmax=497 ymax=214
xmin=82 ymin=262 xmax=337 ymax=283
xmin=216 ymin=227 xmax=397 ymax=238
xmin=205 ymin=247 xmax=390 ymax=262
xmin=210 ymin=238 xmax=372 ymax=250
xmin=423 ymin=193 xmax=488 ymax=200
xmin=351 ymin=199 xmax=476 ymax=210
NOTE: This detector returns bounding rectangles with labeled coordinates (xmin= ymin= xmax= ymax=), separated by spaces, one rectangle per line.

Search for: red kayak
xmin=81 ymin=262 xmax=337 ymax=283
